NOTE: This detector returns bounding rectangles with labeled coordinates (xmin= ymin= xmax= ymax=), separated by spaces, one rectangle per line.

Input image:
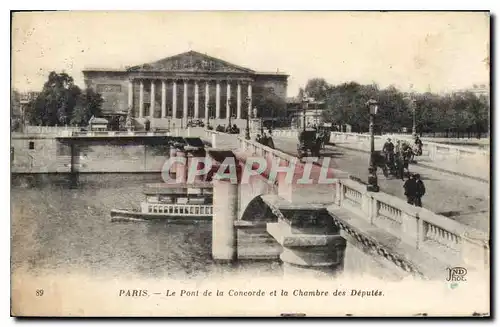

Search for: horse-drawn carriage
xmin=373 ymin=141 xmax=414 ymax=180
xmin=297 ymin=128 xmax=322 ymax=158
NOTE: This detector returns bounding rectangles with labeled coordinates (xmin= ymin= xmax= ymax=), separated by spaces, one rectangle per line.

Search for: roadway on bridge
xmin=272 ymin=137 xmax=489 ymax=232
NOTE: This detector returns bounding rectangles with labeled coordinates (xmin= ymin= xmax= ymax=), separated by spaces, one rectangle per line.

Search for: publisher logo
xmin=446 ymin=267 xmax=467 ymax=282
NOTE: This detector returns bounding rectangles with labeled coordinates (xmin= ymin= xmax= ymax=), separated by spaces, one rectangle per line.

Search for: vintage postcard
xmin=10 ymin=11 xmax=490 ymax=317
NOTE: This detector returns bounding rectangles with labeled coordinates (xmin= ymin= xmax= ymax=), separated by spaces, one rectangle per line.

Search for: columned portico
xmin=84 ymin=50 xmax=288 ymax=130
xmin=128 ymin=76 xmax=259 ymax=126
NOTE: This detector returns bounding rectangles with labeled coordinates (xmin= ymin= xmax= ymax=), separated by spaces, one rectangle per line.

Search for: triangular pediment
xmin=128 ymin=51 xmax=254 ymax=74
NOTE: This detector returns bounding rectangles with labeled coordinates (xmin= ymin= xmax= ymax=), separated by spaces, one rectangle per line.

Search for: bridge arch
xmin=238 ymin=174 xmax=277 ymax=220
xmin=240 ymin=195 xmax=278 ymax=223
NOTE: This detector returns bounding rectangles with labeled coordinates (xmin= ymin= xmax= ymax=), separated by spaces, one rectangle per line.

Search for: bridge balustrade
xmin=334 ymin=178 xmax=488 ymax=270
xmin=327 ymin=132 xmax=488 ymax=159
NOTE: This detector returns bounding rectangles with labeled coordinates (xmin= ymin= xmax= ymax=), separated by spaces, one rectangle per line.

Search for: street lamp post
xmin=245 ymin=96 xmax=251 ymax=140
xmin=301 ymin=95 xmax=309 ymax=131
xmin=411 ymin=98 xmax=417 ymax=136
xmin=366 ymin=99 xmax=380 ymax=192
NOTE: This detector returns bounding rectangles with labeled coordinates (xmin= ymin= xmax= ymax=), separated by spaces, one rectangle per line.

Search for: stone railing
xmin=327 ymin=132 xmax=489 ymax=161
xmin=22 ymin=125 xmax=82 ymax=134
xmin=270 ymin=128 xmax=489 ymax=160
xmin=237 ymin=136 xmax=303 ymax=169
xmin=271 ymin=129 xmax=299 ymax=138
xmin=67 ymin=130 xmax=172 ymax=137
xmin=332 ymin=178 xmax=489 ymax=271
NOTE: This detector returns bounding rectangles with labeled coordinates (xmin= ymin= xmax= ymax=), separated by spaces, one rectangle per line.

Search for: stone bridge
xmin=202 ymin=128 xmax=489 ymax=281
xmin=11 ymin=126 xmax=490 ymax=280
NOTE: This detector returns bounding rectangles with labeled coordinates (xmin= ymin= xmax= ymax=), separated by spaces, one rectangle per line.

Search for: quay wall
xmin=11 ymin=136 xmax=171 ymax=174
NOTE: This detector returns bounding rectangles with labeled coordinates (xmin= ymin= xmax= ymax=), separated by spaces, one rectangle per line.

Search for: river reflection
xmin=11 ymin=174 xmax=281 ymax=280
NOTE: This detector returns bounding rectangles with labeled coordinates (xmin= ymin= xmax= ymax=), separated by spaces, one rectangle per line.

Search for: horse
xmin=373 ymin=150 xmax=409 ymax=179
xmin=318 ymin=130 xmax=330 ymax=150
xmin=372 ymin=151 xmax=391 ymax=177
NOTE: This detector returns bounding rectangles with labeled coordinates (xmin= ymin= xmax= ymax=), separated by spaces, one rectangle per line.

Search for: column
xmin=247 ymin=83 xmax=252 ymax=117
xmin=139 ymin=80 xmax=144 ymax=118
xmin=161 ymin=80 xmax=166 ymax=118
xmin=183 ymin=80 xmax=188 ymax=123
xmin=172 ymin=80 xmax=177 ymax=119
xmin=204 ymin=81 xmax=210 ymax=120
xmin=194 ymin=81 xmax=199 ymax=119
xmin=127 ymin=79 xmax=133 ymax=111
xmin=226 ymin=82 xmax=231 ymax=118
xmin=236 ymin=81 xmax=241 ymax=119
xmin=150 ymin=80 xmax=155 ymax=117
xmin=215 ymin=81 xmax=221 ymax=119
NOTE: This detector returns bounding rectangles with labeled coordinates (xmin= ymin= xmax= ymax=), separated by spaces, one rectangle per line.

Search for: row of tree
xmin=22 ymin=72 xmax=103 ymax=127
xmin=300 ymin=78 xmax=490 ymax=138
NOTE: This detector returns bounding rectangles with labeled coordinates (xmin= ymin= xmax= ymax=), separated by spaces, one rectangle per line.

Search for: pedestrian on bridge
xmin=414 ymin=174 xmax=426 ymax=207
xmin=403 ymin=174 xmax=417 ymax=205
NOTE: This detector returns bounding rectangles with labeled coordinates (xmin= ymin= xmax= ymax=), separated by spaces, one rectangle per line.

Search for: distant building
xmin=12 ymin=91 xmax=40 ymax=121
xmin=286 ymin=97 xmax=327 ymax=128
xmin=82 ymin=50 xmax=288 ymax=129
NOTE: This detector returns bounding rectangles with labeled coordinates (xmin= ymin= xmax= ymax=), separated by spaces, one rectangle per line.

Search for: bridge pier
xmin=69 ymin=143 xmax=79 ymax=188
xmin=212 ymin=179 xmax=239 ymax=262
xmin=266 ymin=206 xmax=346 ymax=279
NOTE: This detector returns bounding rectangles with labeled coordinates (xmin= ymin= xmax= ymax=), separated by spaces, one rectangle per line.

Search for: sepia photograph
xmin=10 ymin=10 xmax=491 ymax=317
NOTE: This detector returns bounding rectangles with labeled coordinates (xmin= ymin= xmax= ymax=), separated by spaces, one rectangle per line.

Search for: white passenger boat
xmin=110 ymin=182 xmax=213 ymax=222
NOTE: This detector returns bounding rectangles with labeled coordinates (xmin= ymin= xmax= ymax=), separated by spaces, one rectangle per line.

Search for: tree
xmin=304 ymin=78 xmax=330 ymax=101
xmin=300 ymin=78 xmax=490 ymax=137
xmin=26 ymin=72 xmax=79 ymax=125
xmin=25 ymin=71 xmax=103 ymax=126
xmin=70 ymin=88 xmax=104 ymax=126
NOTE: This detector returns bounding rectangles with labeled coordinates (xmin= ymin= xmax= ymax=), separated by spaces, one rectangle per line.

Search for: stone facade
xmin=83 ymin=51 xmax=288 ymax=128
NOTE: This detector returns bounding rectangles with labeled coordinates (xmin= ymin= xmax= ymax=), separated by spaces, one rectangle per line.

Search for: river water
xmin=11 ymin=174 xmax=281 ymax=280
xmin=12 ymin=173 xmax=408 ymax=283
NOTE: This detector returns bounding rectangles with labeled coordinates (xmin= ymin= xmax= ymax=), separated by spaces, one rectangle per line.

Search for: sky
xmin=11 ymin=11 xmax=490 ymax=97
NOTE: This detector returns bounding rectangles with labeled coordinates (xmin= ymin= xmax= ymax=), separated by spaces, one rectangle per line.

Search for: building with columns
xmin=83 ymin=50 xmax=288 ymax=129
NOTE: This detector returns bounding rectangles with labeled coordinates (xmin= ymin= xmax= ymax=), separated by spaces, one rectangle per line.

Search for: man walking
xmin=403 ymin=174 xmax=417 ymax=205
xmin=414 ymin=174 xmax=426 ymax=207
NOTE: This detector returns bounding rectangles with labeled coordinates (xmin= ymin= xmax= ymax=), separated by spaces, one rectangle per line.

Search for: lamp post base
xmin=367 ymin=165 xmax=379 ymax=192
